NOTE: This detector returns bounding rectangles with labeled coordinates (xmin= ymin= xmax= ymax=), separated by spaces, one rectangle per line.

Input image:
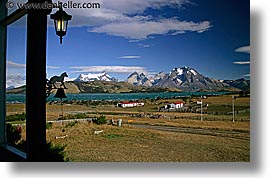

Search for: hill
xmin=6 ymin=81 xmax=182 ymax=94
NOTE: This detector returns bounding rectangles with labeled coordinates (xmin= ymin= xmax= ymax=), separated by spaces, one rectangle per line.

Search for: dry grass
xmin=6 ymin=104 xmax=26 ymax=115
xmin=125 ymin=118 xmax=250 ymax=132
xmin=45 ymin=122 xmax=249 ymax=162
xmin=8 ymin=95 xmax=250 ymax=162
xmin=202 ymin=95 xmax=250 ymax=106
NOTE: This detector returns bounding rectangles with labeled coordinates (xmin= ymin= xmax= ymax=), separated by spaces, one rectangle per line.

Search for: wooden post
xmin=200 ymin=96 xmax=203 ymax=121
xmin=201 ymin=101 xmax=203 ymax=121
xmin=0 ymin=0 xmax=7 ymax=144
xmin=232 ymin=96 xmax=235 ymax=123
xmin=26 ymin=1 xmax=48 ymax=161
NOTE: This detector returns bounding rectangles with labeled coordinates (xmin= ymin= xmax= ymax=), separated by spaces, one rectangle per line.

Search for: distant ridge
xmin=127 ymin=66 xmax=249 ymax=91
xmin=74 ymin=72 xmax=118 ymax=82
xmin=7 ymin=67 xmax=250 ymax=94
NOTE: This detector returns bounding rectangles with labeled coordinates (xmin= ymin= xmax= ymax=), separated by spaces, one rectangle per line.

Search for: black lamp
xmin=50 ymin=7 xmax=72 ymax=44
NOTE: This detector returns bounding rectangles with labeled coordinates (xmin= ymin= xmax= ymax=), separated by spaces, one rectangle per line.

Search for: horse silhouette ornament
xmin=48 ymin=72 xmax=68 ymax=89
xmin=46 ymin=72 xmax=68 ymax=98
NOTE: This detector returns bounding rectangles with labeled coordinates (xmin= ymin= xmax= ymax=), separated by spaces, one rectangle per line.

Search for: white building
xmin=164 ymin=102 xmax=184 ymax=110
xmin=173 ymin=102 xmax=184 ymax=109
xmin=117 ymin=102 xmax=145 ymax=108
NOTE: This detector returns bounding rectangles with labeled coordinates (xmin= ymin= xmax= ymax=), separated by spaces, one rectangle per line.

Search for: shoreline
xmin=6 ymin=91 xmax=234 ymax=104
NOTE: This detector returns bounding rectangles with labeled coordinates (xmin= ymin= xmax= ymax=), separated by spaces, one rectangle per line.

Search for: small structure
xmin=197 ymin=100 xmax=202 ymax=105
xmin=117 ymin=119 xmax=122 ymax=127
xmin=159 ymin=101 xmax=185 ymax=111
xmin=166 ymin=102 xmax=184 ymax=109
xmin=117 ymin=102 xmax=145 ymax=108
xmin=173 ymin=101 xmax=184 ymax=109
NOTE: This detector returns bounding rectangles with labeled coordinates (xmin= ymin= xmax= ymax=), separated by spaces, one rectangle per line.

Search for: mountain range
xmin=127 ymin=67 xmax=250 ymax=91
xmin=7 ymin=66 xmax=250 ymax=94
xmin=72 ymin=66 xmax=249 ymax=91
xmin=74 ymin=72 xmax=118 ymax=82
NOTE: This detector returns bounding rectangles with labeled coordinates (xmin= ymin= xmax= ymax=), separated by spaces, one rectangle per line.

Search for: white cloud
xmin=99 ymin=0 xmax=191 ymax=15
xmin=235 ymin=46 xmax=250 ymax=54
xmin=70 ymin=65 xmax=147 ymax=74
xmin=6 ymin=74 xmax=26 ymax=88
xmin=56 ymin=0 xmax=211 ymax=39
xmin=7 ymin=61 xmax=25 ymax=68
xmin=138 ymin=43 xmax=151 ymax=48
xmin=11 ymin=0 xmax=211 ymax=39
xmin=47 ymin=66 xmax=61 ymax=69
xmin=90 ymin=19 xmax=211 ymax=40
xmin=64 ymin=77 xmax=77 ymax=82
xmin=7 ymin=60 xmax=60 ymax=69
xmin=128 ymin=39 xmax=142 ymax=43
xmin=233 ymin=61 xmax=250 ymax=65
xmin=62 ymin=0 xmax=191 ymax=26
xmin=119 ymin=56 xmax=141 ymax=59
xmin=243 ymin=74 xmax=250 ymax=77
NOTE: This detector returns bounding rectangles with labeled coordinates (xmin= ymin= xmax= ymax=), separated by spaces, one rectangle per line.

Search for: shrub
xmin=16 ymin=141 xmax=68 ymax=162
xmin=6 ymin=113 xmax=26 ymax=122
xmin=46 ymin=122 xmax=53 ymax=130
xmin=6 ymin=123 xmax=21 ymax=144
xmin=94 ymin=115 xmax=107 ymax=125
xmin=43 ymin=142 xmax=69 ymax=162
xmin=58 ymin=113 xmax=87 ymax=120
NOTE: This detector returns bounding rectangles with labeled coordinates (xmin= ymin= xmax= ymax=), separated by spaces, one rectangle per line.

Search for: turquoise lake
xmin=6 ymin=92 xmax=230 ymax=103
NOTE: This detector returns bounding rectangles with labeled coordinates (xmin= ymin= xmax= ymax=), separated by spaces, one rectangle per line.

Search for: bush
xmin=16 ymin=141 xmax=69 ymax=162
xmin=43 ymin=142 xmax=69 ymax=162
xmin=58 ymin=113 xmax=87 ymax=120
xmin=46 ymin=122 xmax=53 ymax=130
xmin=94 ymin=115 xmax=107 ymax=125
xmin=6 ymin=123 xmax=21 ymax=144
xmin=6 ymin=113 xmax=26 ymax=122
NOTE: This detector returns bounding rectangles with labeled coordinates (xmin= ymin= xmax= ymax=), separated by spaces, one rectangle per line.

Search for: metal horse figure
xmin=46 ymin=72 xmax=68 ymax=97
xmin=48 ymin=72 xmax=68 ymax=89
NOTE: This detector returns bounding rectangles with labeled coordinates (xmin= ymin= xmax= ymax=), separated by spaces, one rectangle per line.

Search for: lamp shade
xmin=50 ymin=8 xmax=72 ymax=44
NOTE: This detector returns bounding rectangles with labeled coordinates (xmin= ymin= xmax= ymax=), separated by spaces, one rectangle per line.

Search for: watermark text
xmin=6 ymin=1 xmax=101 ymax=10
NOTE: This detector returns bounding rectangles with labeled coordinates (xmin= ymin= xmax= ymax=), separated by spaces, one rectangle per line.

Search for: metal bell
xmin=54 ymin=88 xmax=67 ymax=100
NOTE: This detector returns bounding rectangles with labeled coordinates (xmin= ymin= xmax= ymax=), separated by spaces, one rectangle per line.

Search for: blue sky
xmin=6 ymin=0 xmax=250 ymax=87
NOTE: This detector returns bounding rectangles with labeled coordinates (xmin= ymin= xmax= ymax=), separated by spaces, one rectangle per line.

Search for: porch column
xmin=0 ymin=0 xmax=7 ymax=144
xmin=26 ymin=0 xmax=48 ymax=161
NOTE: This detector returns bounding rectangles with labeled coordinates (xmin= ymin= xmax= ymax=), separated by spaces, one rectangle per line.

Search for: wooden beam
xmin=25 ymin=7 xmax=48 ymax=160
xmin=25 ymin=0 xmax=53 ymax=160
xmin=0 ymin=8 xmax=28 ymax=26
xmin=0 ymin=0 xmax=7 ymax=144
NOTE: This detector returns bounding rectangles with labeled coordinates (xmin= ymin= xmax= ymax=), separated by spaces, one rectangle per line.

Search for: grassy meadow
xmin=6 ymin=94 xmax=250 ymax=162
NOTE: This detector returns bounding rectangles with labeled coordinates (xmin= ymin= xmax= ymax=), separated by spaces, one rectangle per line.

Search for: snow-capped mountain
xmin=156 ymin=66 xmax=228 ymax=90
xmin=74 ymin=72 xmax=118 ymax=82
xmin=6 ymin=74 xmax=26 ymax=89
xmin=127 ymin=72 xmax=152 ymax=87
xmin=150 ymin=71 xmax=166 ymax=85
xmin=6 ymin=86 xmax=15 ymax=90
xmin=127 ymin=66 xmax=231 ymax=91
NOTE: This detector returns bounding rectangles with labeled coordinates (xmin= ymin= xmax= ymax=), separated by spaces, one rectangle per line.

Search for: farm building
xmin=117 ymin=102 xmax=145 ymax=108
xmin=160 ymin=101 xmax=185 ymax=111
xmin=173 ymin=102 xmax=184 ymax=109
